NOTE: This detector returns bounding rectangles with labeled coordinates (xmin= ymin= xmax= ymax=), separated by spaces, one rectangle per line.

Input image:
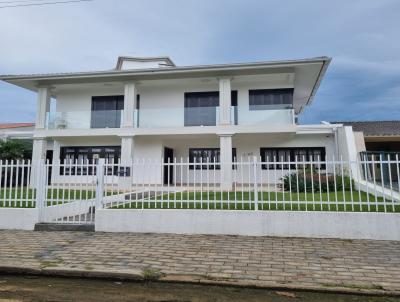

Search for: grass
xmin=0 ymin=188 xmax=95 ymax=208
xmin=113 ymin=191 xmax=400 ymax=212
xmin=1 ymin=188 xmax=399 ymax=212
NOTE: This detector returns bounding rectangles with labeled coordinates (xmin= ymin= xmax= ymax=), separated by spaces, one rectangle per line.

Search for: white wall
xmin=0 ymin=208 xmax=39 ymax=230
xmin=156 ymin=132 xmax=337 ymax=184
xmin=95 ymin=209 xmax=400 ymax=241
xmin=54 ymin=74 xmax=295 ymax=129
xmin=49 ymin=132 xmax=337 ymax=186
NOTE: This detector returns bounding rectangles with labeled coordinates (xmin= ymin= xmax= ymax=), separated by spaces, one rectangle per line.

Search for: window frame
xmin=184 ymin=91 xmax=219 ymax=126
xmin=60 ymin=146 xmax=121 ymax=175
xmin=91 ymin=95 xmax=124 ymax=128
xmin=189 ymin=148 xmax=237 ymax=170
xmin=260 ymin=147 xmax=326 ymax=170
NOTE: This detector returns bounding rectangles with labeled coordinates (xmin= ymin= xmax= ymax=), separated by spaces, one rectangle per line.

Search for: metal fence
xmin=99 ymin=157 xmax=400 ymax=213
xmin=0 ymin=160 xmax=35 ymax=208
xmin=0 ymin=157 xmax=399 ymax=225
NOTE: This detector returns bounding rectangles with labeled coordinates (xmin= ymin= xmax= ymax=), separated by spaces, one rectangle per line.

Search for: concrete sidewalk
xmin=0 ymin=230 xmax=399 ymax=295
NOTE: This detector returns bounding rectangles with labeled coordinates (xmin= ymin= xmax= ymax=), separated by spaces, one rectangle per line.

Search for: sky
xmin=0 ymin=0 xmax=399 ymax=124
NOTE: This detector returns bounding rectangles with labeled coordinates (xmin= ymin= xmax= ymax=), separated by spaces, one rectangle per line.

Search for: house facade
xmin=0 ymin=56 xmax=358 ymax=188
xmin=0 ymin=123 xmax=34 ymax=141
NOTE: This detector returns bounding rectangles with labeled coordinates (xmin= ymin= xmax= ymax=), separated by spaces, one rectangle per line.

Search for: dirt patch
xmin=0 ymin=275 xmax=398 ymax=302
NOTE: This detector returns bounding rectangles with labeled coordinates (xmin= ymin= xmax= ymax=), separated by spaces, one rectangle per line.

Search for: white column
xmin=51 ymin=140 xmax=61 ymax=183
xmin=219 ymin=134 xmax=233 ymax=190
xmin=122 ymin=82 xmax=137 ymax=128
xmin=121 ymin=136 xmax=135 ymax=164
xmin=120 ymin=136 xmax=135 ymax=190
xmin=219 ymin=77 xmax=232 ymax=125
xmin=32 ymin=138 xmax=47 ymax=163
xmin=35 ymin=87 xmax=51 ymax=129
xmin=30 ymin=138 xmax=47 ymax=187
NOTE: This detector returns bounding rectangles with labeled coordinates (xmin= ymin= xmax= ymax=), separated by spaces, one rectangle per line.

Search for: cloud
xmin=0 ymin=0 xmax=399 ymax=123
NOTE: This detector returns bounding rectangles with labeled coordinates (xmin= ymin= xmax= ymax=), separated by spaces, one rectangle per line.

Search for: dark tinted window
xmin=189 ymin=148 xmax=236 ymax=169
xmin=260 ymin=147 xmax=325 ymax=169
xmin=60 ymin=146 xmax=121 ymax=175
xmin=249 ymin=89 xmax=293 ymax=110
xmin=184 ymin=92 xmax=219 ymax=126
xmin=91 ymin=95 xmax=124 ymax=128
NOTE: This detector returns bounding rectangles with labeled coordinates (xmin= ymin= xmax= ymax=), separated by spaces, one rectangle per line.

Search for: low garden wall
xmin=0 ymin=208 xmax=39 ymax=230
xmin=95 ymin=209 xmax=400 ymax=241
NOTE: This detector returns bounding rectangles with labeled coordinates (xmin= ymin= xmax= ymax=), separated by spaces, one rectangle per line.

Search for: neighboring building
xmin=0 ymin=123 xmax=34 ymax=141
xmin=0 ymin=56 xmax=358 ymax=187
xmin=334 ymin=121 xmax=400 ymax=154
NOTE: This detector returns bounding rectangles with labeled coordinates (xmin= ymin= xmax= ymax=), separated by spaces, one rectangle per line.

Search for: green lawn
xmin=1 ymin=188 xmax=398 ymax=213
xmin=0 ymin=188 xmax=96 ymax=208
xmin=114 ymin=191 xmax=400 ymax=212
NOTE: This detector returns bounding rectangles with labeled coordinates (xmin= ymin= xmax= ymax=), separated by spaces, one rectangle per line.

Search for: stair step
xmin=34 ymin=223 xmax=94 ymax=232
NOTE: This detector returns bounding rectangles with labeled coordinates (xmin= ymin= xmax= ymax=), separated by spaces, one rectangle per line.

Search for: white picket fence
xmin=0 ymin=156 xmax=399 ymax=225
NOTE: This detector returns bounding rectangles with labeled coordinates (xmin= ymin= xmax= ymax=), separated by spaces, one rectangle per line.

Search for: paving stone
xmin=0 ymin=230 xmax=399 ymax=292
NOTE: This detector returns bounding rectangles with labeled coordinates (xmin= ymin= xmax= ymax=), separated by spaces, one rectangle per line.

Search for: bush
xmin=281 ymin=170 xmax=353 ymax=193
xmin=0 ymin=140 xmax=32 ymax=161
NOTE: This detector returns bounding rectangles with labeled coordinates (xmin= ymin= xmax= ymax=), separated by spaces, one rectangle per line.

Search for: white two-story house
xmin=0 ymin=56 xmax=358 ymax=188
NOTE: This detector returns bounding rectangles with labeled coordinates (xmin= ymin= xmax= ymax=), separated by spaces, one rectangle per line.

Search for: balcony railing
xmin=230 ymin=106 xmax=294 ymax=126
xmin=45 ymin=106 xmax=294 ymax=130
xmin=46 ymin=110 xmax=123 ymax=129
xmin=136 ymin=106 xmax=220 ymax=128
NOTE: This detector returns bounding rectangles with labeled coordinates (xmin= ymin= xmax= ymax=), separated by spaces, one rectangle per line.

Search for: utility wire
xmin=0 ymin=0 xmax=58 ymax=4
xmin=0 ymin=0 xmax=93 ymax=8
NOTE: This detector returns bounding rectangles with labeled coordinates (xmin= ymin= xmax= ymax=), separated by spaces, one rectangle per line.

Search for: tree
xmin=0 ymin=140 xmax=32 ymax=161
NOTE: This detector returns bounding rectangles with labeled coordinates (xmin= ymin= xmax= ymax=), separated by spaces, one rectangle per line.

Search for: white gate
xmin=39 ymin=160 xmax=99 ymax=224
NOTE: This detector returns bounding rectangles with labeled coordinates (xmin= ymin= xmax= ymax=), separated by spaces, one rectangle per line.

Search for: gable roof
xmin=0 ymin=123 xmax=34 ymax=129
xmin=333 ymin=121 xmax=400 ymax=136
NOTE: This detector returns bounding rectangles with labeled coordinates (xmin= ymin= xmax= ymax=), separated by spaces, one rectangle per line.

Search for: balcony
xmin=46 ymin=110 xmax=123 ymax=129
xmin=45 ymin=106 xmax=294 ymax=130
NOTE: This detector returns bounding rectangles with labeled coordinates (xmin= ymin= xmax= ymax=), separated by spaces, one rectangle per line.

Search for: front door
xmin=163 ymin=147 xmax=174 ymax=185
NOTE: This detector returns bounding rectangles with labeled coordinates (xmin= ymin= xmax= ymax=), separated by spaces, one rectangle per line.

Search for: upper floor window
xmin=184 ymin=91 xmax=238 ymax=126
xmin=249 ymin=89 xmax=293 ymax=110
xmin=91 ymin=95 xmax=124 ymax=128
xmin=184 ymin=92 xmax=219 ymax=126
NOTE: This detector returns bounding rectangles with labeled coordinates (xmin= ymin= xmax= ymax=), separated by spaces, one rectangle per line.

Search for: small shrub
xmin=141 ymin=267 xmax=162 ymax=281
xmin=281 ymin=171 xmax=352 ymax=193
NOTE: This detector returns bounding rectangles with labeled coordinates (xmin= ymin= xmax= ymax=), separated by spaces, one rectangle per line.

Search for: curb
xmin=0 ymin=265 xmax=399 ymax=297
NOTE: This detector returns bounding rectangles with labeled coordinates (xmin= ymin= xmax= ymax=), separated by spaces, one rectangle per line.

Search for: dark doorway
xmin=163 ymin=147 xmax=174 ymax=185
xmin=46 ymin=150 xmax=53 ymax=185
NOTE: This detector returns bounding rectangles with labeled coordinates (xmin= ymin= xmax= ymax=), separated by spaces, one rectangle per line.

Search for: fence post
xmin=253 ymin=156 xmax=258 ymax=211
xmin=35 ymin=159 xmax=47 ymax=222
xmin=95 ymin=158 xmax=105 ymax=210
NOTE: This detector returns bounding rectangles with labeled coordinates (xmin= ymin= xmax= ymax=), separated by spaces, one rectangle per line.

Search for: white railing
xmin=0 ymin=157 xmax=399 ymax=225
xmin=97 ymin=156 xmax=400 ymax=213
xmin=46 ymin=110 xmax=123 ymax=129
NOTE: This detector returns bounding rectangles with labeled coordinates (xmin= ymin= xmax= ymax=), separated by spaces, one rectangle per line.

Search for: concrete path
xmin=0 ymin=230 xmax=399 ymax=295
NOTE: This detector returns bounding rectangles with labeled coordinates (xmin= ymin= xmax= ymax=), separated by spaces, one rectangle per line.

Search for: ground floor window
xmin=260 ymin=147 xmax=326 ymax=169
xmin=60 ymin=146 xmax=121 ymax=175
xmin=189 ymin=148 xmax=236 ymax=169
